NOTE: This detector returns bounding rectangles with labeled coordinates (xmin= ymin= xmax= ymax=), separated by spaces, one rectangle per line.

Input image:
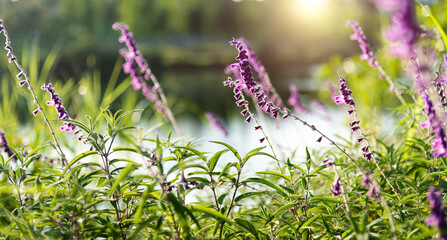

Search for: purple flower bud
xmin=323 ymin=157 xmax=335 ymax=167
xmin=245 ymin=116 xmax=252 ymax=123
xmin=18 ymin=80 xmax=26 ymax=87
xmin=254 ymin=125 xmax=262 ymax=130
xmin=32 ymin=109 xmax=40 ymax=116
xmin=16 ymin=71 xmax=23 ymax=80
xmin=259 ymin=138 xmax=265 ymax=143
xmin=317 ymin=136 xmax=323 ymax=143
xmin=331 ymin=177 xmax=341 ymax=197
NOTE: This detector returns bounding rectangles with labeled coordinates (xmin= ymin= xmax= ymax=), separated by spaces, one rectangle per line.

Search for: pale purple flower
xmin=426 ymin=187 xmax=447 ymax=240
xmin=371 ymin=0 xmax=420 ymax=58
xmin=41 ymin=83 xmax=76 ymax=132
xmin=347 ymin=21 xmax=378 ymax=68
xmin=113 ymin=22 xmax=163 ymax=108
xmin=205 ymin=112 xmax=228 ymax=137
xmin=287 ymin=84 xmax=309 ymax=114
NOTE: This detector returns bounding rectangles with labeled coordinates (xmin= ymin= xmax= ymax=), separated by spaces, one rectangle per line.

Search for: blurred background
xmin=0 ymin=0 xmax=446 ymax=149
xmin=0 ymin=0 xmax=385 ymax=114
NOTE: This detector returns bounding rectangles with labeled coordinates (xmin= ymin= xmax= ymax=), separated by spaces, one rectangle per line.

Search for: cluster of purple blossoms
xmin=205 ymin=112 xmax=228 ymax=137
xmin=335 ymin=77 xmax=372 ymax=160
xmin=112 ymin=22 xmax=163 ymax=113
xmin=237 ymin=38 xmax=282 ymax=107
xmin=421 ymin=92 xmax=447 ymax=157
xmin=41 ymin=83 xmax=77 ymax=133
xmin=0 ymin=130 xmax=17 ymax=161
xmin=287 ymin=84 xmax=309 ymax=114
xmin=426 ymin=187 xmax=447 ymax=240
xmin=224 ymin=38 xmax=280 ymax=120
xmin=346 ymin=21 xmax=379 ymax=68
xmin=371 ymin=0 xmax=420 ymax=59
xmin=331 ymin=176 xmax=341 ymax=197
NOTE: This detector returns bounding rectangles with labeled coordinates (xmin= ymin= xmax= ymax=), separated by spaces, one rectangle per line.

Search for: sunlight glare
xmin=298 ymin=0 xmax=329 ymax=11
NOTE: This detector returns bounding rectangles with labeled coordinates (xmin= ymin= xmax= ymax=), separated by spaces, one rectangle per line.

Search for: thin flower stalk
xmin=0 ymin=19 xmax=70 ymax=167
xmin=113 ymin=22 xmax=182 ymax=135
xmin=346 ymin=20 xmax=406 ymax=105
xmin=335 ymin=77 xmax=402 ymax=201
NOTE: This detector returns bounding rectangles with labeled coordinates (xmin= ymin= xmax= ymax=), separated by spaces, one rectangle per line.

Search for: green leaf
xmin=210 ymin=141 xmax=241 ymax=162
xmin=417 ymin=1 xmax=447 ymax=49
xmin=218 ymin=193 xmax=228 ymax=205
xmin=62 ymin=151 xmax=99 ymax=175
xmin=208 ymin=149 xmax=229 ymax=172
xmin=115 ymin=109 xmax=143 ymax=125
xmin=241 ymin=177 xmax=288 ymax=197
xmin=241 ymin=151 xmax=275 ymax=169
xmin=107 ymin=164 xmax=139 ymax=197
xmin=263 ymin=202 xmax=296 ymax=226
xmin=234 ymin=191 xmax=265 ymax=202
xmin=234 ymin=218 xmax=261 ymax=240
xmin=257 ymin=171 xmax=291 ymax=182
xmin=188 ymin=205 xmax=234 ymax=224
xmin=109 ymin=158 xmax=138 ymax=166
xmin=305 ymin=147 xmax=311 ymax=171
xmin=176 ymin=146 xmax=208 ymax=163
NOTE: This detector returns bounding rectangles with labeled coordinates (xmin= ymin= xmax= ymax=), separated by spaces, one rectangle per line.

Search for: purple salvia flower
xmin=113 ymin=22 xmax=179 ymax=127
xmin=362 ymin=173 xmax=380 ymax=198
xmin=361 ymin=173 xmax=372 ymax=186
xmin=237 ymin=38 xmax=283 ymax=107
xmin=346 ymin=21 xmax=379 ymax=68
xmin=205 ymin=112 xmax=228 ymax=137
xmin=331 ymin=177 xmax=341 ymax=197
xmin=426 ymin=187 xmax=447 ymax=240
xmin=287 ymin=84 xmax=309 ymax=114
xmin=41 ymin=83 xmax=76 ymax=132
xmin=421 ymin=92 xmax=447 ymax=157
xmin=228 ymin=38 xmax=281 ymax=119
xmin=0 ymin=130 xmax=17 ymax=162
xmin=371 ymin=0 xmax=420 ymax=58
xmin=334 ymin=77 xmax=355 ymax=107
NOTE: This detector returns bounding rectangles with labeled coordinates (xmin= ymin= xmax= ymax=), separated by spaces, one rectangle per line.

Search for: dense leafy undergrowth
xmin=1 ymin=1 xmax=447 ymax=239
